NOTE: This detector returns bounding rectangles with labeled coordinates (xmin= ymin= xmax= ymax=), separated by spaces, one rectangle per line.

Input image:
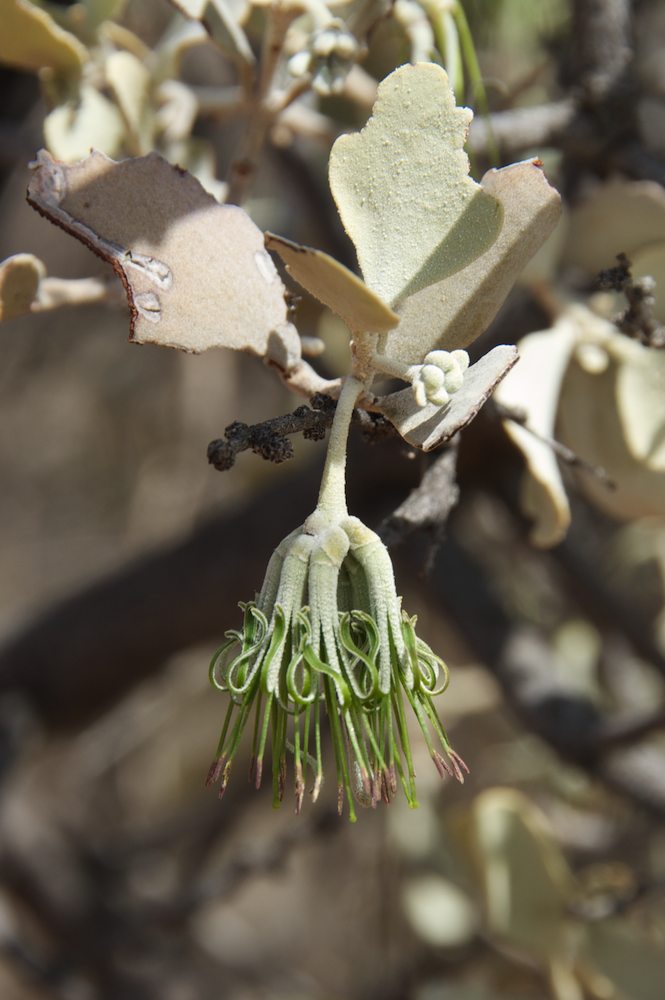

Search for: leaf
xmin=105 ymin=50 xmax=154 ymax=153
xmin=329 ymin=62 xmax=503 ymax=307
xmin=467 ymin=789 xmax=576 ymax=964
xmin=167 ymin=0 xmax=254 ymax=67
xmin=403 ymin=876 xmax=477 ymax=948
xmin=557 ymin=308 xmax=665 ymax=520
xmin=0 ymin=0 xmax=88 ymax=77
xmin=494 ymin=316 xmax=577 ymax=548
xmin=564 ymin=179 xmax=665 ymax=308
xmin=265 ymin=233 xmax=399 ymax=334
xmin=169 ymin=137 xmax=227 ymax=202
xmin=0 ymin=253 xmax=45 ymax=321
xmin=44 ymin=85 xmax=126 ymax=162
xmin=580 ymin=919 xmax=665 ymax=1000
xmin=376 ymin=345 xmax=518 ymax=450
xmin=27 ymin=150 xmax=301 ymax=367
xmin=381 ymin=158 xmax=562 ymax=367
xmin=632 ymin=241 xmax=665 ymax=323
xmin=81 ymin=0 xmax=129 ymax=28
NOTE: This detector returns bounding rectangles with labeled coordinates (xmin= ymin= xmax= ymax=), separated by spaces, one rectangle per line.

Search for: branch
xmin=469 ymin=100 xmax=575 ymax=159
xmin=207 ymin=393 xmax=393 ymax=470
xmin=380 ymin=442 xmax=460 ymax=556
xmin=595 ymin=253 xmax=665 ymax=348
xmin=571 ymin=0 xmax=633 ymax=103
xmin=419 ymin=530 xmax=665 ymax=818
xmin=207 ymin=396 xmax=336 ymax=471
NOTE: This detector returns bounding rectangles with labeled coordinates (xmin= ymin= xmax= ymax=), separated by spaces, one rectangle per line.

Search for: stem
xmin=226 ymin=5 xmax=300 ymax=205
xmin=453 ymin=2 xmax=500 ymax=164
xmin=315 ymin=375 xmax=364 ymax=520
xmin=371 ymin=352 xmax=416 ymax=382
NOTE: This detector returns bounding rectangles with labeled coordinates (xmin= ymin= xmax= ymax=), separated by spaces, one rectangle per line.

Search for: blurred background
xmin=1 ymin=0 xmax=665 ymax=997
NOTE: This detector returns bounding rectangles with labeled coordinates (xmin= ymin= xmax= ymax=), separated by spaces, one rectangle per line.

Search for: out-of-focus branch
xmin=422 ymin=530 xmax=665 ymax=818
xmin=0 ymin=440 xmax=412 ymax=731
xmin=3 ymin=434 xmax=665 ymax=817
xmin=380 ymin=443 xmax=460 ymax=558
xmin=468 ymin=100 xmax=575 ymax=159
xmin=571 ymin=0 xmax=633 ymax=103
xmin=596 ymin=253 xmax=665 ymax=348
xmin=35 ymin=276 xmax=125 ymax=311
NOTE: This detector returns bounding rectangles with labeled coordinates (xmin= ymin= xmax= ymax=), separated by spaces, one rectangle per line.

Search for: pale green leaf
xmin=557 ymin=309 xmax=665 ymax=520
xmin=0 ymin=0 xmax=88 ymax=77
xmin=167 ymin=0 xmax=254 ymax=66
xmin=105 ymin=50 xmax=154 ymax=153
xmin=329 ymin=62 xmax=503 ymax=307
xmin=494 ymin=316 xmax=577 ymax=547
xmin=169 ymin=137 xmax=227 ymax=202
xmin=81 ymin=0 xmax=129 ymax=28
xmin=581 ymin=920 xmax=665 ymax=1000
xmin=468 ymin=789 xmax=576 ymax=964
xmin=632 ymin=241 xmax=665 ymax=323
xmin=44 ymin=84 xmax=125 ymax=161
xmin=564 ymin=179 xmax=665 ymax=316
xmin=403 ymin=876 xmax=477 ymax=948
xmin=0 ymin=253 xmax=45 ymax=321
xmin=265 ymin=233 xmax=399 ymax=334
xmin=381 ymin=158 xmax=561 ymax=366
xmin=27 ymin=150 xmax=301 ymax=369
xmin=376 ymin=345 xmax=517 ymax=450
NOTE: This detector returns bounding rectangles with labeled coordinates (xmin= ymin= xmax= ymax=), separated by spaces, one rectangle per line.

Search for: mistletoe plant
xmin=22 ymin=62 xmax=559 ymax=819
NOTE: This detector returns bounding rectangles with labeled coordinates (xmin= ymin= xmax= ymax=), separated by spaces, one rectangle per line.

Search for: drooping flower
xmin=206 ymin=375 xmax=467 ymax=820
xmin=205 ymin=511 xmax=467 ymax=820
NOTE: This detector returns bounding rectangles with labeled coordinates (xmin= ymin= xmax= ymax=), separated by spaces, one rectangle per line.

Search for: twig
xmin=423 ymin=531 xmax=665 ymax=818
xmin=495 ymin=401 xmax=616 ymax=490
xmin=207 ymin=393 xmax=393 ymax=470
xmin=595 ymin=253 xmax=665 ymax=348
xmin=226 ymin=4 xmax=302 ymax=204
xmin=380 ymin=443 xmax=460 ymax=562
xmin=468 ymin=100 xmax=575 ymax=159
xmin=207 ymin=397 xmax=336 ymax=471
xmin=35 ymin=276 xmax=125 ymax=312
xmin=594 ymin=708 xmax=665 ymax=750
xmin=571 ymin=0 xmax=633 ymax=104
xmin=174 ymin=808 xmax=338 ymax=915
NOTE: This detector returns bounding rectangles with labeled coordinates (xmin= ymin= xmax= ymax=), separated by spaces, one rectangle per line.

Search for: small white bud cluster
xmin=288 ymin=19 xmax=359 ymax=96
xmin=407 ymin=351 xmax=469 ymax=406
xmin=410 ymin=349 xmax=470 ymax=407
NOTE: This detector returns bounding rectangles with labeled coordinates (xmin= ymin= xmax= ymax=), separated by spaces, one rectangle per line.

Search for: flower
xmin=205 ymin=510 xmax=467 ymax=821
xmin=287 ymin=19 xmax=359 ymax=96
xmin=409 ymin=348 xmax=471 ymax=407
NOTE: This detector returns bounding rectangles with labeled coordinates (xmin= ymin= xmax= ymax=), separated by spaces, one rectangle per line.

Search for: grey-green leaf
xmin=265 ymin=233 xmax=399 ymax=334
xmin=381 ymin=158 xmax=561 ymax=366
xmin=376 ymin=345 xmax=518 ymax=450
xmin=328 ymin=62 xmax=503 ymax=308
